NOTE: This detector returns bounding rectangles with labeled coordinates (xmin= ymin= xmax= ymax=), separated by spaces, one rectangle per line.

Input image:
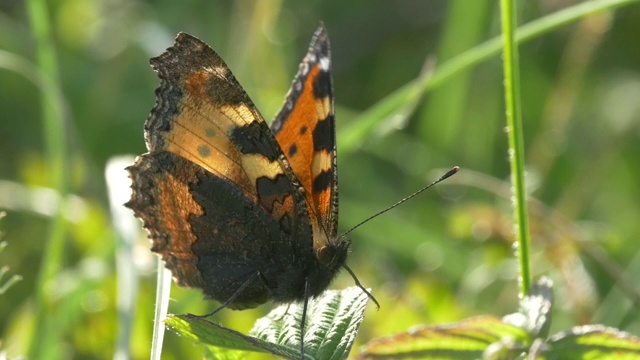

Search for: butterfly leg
xmin=299 ymin=277 xmax=310 ymax=359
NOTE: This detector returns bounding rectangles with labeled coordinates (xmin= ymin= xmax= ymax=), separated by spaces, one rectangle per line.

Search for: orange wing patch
xmin=274 ymin=65 xmax=327 ymax=206
xmin=127 ymin=152 xmax=205 ymax=290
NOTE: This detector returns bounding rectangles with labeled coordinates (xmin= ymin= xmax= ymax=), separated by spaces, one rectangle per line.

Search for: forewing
xmin=270 ymin=25 xmax=338 ymax=239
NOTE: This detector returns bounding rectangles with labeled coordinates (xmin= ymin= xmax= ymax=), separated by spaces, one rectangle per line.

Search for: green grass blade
xmin=339 ymin=0 xmax=640 ymax=153
xmin=25 ymin=0 xmax=68 ymax=358
xmin=499 ymin=0 xmax=531 ymax=296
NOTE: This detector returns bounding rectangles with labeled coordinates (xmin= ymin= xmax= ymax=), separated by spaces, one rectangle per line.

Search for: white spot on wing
xmin=205 ymin=65 xmax=228 ymax=78
xmin=319 ymin=57 xmax=330 ymax=71
xmin=301 ymin=62 xmax=310 ymax=76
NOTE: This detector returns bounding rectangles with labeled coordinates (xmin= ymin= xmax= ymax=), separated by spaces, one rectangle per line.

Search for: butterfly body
xmin=126 ymin=25 xmax=347 ymax=310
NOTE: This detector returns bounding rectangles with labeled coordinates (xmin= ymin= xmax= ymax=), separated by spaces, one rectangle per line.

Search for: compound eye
xmin=316 ymin=245 xmax=336 ymax=266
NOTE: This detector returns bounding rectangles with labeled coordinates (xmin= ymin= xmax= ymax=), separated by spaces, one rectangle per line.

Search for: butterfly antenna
xmin=338 ymin=166 xmax=459 ymax=240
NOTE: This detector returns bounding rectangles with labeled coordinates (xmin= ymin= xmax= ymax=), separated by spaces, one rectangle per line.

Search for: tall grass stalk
xmin=499 ymin=0 xmax=531 ymax=296
xmin=26 ymin=0 xmax=68 ymax=358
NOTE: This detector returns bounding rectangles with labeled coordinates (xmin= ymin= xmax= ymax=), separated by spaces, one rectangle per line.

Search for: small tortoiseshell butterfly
xmin=126 ymin=24 xmax=371 ymax=354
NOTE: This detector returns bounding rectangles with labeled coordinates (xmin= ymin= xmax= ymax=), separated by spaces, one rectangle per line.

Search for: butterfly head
xmin=316 ymin=238 xmax=350 ymax=270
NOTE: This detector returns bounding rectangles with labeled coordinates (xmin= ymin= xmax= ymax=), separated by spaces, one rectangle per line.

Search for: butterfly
xmin=125 ymin=24 xmax=374 ymax=356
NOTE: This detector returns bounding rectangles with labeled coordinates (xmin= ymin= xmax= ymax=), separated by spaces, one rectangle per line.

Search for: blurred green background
xmin=2 ymin=0 xmax=640 ymax=358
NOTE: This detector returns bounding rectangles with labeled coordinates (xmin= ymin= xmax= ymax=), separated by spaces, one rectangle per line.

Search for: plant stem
xmin=499 ymin=0 xmax=531 ymax=297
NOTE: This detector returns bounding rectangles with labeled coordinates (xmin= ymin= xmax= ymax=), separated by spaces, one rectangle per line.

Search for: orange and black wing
xmin=271 ymin=24 xmax=339 ymax=240
xmin=126 ymin=33 xmax=313 ymax=308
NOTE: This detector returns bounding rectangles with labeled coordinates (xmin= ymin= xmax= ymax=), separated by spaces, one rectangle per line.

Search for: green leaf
xmin=357 ymin=316 xmax=531 ymax=360
xmin=164 ymin=314 xmax=298 ymax=359
xmin=250 ymin=286 xmax=371 ymax=360
xmin=164 ymin=286 xmax=371 ymax=359
xmin=542 ymin=325 xmax=640 ymax=360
